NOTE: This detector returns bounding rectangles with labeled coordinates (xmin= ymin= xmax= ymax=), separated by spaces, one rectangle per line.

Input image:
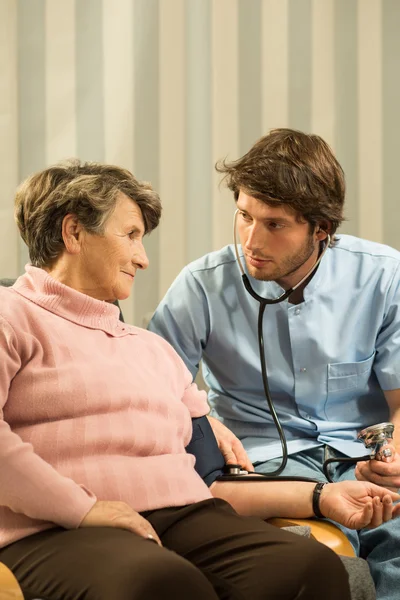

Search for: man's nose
xmin=245 ymin=224 xmax=264 ymax=251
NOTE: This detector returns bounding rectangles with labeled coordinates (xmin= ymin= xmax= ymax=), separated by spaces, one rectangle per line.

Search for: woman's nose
xmin=135 ymin=246 xmax=149 ymax=270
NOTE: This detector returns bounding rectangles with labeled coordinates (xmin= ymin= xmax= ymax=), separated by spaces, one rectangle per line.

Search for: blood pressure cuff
xmin=185 ymin=416 xmax=225 ymax=486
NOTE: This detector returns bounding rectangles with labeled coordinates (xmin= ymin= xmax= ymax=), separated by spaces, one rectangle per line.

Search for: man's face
xmin=236 ymin=191 xmax=321 ymax=288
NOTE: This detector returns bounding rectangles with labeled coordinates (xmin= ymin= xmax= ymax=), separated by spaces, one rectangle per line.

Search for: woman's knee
xmin=282 ymin=537 xmax=351 ymax=600
xmin=244 ymin=534 xmax=350 ymax=600
xmin=2 ymin=528 xmax=218 ymax=600
xmin=88 ymin=545 xmax=218 ymax=600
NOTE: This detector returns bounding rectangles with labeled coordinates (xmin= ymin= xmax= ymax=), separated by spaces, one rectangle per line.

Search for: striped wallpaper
xmin=1 ymin=0 xmax=400 ymax=326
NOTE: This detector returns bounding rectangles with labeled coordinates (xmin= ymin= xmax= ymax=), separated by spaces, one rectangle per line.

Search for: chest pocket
xmin=324 ymin=353 xmax=376 ymax=421
xmin=327 ymin=353 xmax=375 ymax=393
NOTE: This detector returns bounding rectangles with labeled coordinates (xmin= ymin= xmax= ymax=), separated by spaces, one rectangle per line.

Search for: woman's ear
xmin=61 ymin=214 xmax=84 ymax=255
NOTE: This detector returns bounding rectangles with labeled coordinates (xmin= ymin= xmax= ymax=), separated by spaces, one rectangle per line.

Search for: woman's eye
xmin=128 ymin=231 xmax=143 ymax=243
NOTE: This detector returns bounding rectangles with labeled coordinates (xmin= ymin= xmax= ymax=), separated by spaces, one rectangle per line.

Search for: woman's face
xmin=78 ymin=193 xmax=149 ymax=301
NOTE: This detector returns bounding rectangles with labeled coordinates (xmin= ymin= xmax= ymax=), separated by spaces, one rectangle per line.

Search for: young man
xmin=149 ymin=128 xmax=400 ymax=600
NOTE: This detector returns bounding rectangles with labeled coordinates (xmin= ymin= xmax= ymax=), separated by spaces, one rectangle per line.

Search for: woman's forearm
xmin=0 ymin=420 xmax=97 ymax=527
xmin=211 ymin=479 xmax=316 ymax=520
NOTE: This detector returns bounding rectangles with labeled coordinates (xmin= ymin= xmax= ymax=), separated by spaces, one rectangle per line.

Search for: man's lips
xmin=246 ymin=255 xmax=273 ymax=267
xmin=122 ymin=271 xmax=135 ymax=279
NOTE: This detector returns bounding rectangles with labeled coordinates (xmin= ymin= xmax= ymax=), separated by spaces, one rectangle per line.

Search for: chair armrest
xmin=267 ymin=517 xmax=355 ymax=557
xmin=0 ymin=563 xmax=23 ymax=599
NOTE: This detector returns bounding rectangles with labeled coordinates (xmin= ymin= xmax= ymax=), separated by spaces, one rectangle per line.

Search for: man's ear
xmin=61 ymin=214 xmax=85 ymax=255
xmin=315 ymin=221 xmax=331 ymax=241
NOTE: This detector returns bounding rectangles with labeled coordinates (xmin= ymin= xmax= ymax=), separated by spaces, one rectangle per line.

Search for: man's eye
xmin=240 ymin=212 xmax=251 ymax=221
xmin=269 ymin=222 xmax=284 ymax=230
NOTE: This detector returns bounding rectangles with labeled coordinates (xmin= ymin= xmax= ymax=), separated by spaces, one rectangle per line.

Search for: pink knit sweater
xmin=0 ymin=266 xmax=212 ymax=548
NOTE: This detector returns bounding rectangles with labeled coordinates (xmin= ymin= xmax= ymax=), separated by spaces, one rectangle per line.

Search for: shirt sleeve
xmin=374 ymin=263 xmax=400 ymax=390
xmin=148 ymin=266 xmax=210 ymax=380
xmin=0 ymin=316 xmax=97 ymax=529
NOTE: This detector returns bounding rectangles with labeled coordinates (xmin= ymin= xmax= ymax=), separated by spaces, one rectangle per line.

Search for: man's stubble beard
xmin=248 ymin=234 xmax=316 ymax=283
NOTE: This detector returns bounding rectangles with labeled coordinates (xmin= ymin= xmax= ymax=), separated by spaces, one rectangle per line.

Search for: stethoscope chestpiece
xmin=222 ymin=464 xmax=248 ymax=476
xmin=357 ymin=422 xmax=394 ymax=460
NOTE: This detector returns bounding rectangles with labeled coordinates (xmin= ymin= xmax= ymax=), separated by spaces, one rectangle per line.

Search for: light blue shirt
xmin=149 ymin=235 xmax=400 ymax=463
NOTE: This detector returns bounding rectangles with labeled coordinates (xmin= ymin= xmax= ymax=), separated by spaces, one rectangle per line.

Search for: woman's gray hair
xmin=14 ymin=159 xmax=162 ymax=268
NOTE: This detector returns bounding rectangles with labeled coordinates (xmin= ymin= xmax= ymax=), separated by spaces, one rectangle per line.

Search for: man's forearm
xmin=384 ymin=389 xmax=400 ymax=452
xmin=210 ymin=480 xmax=316 ymax=520
xmin=389 ymin=409 xmax=400 ymax=453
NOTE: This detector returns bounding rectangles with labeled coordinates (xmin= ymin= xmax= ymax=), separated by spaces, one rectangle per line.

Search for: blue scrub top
xmin=149 ymin=235 xmax=400 ymax=462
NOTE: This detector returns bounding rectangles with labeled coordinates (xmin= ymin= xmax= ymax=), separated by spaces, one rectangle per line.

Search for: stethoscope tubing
xmin=230 ymin=211 xmax=389 ymax=483
xmin=233 ymin=209 xmax=332 ymax=477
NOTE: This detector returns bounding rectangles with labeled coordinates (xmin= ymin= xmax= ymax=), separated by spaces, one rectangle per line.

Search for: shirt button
xmin=295 ymin=308 xmax=301 ymax=315
xmin=300 ymin=367 xmax=307 ymax=373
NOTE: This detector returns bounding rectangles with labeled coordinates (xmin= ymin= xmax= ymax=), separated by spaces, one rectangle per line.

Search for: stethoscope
xmin=225 ymin=209 xmax=394 ymax=483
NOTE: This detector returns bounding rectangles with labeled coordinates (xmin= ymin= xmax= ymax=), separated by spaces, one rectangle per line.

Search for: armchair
xmin=0 ymin=562 xmax=23 ymax=599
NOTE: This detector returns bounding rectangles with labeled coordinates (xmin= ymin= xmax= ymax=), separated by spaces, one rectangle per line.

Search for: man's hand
xmin=207 ymin=415 xmax=253 ymax=472
xmin=319 ymin=480 xmax=400 ymax=530
xmin=80 ymin=501 xmax=162 ymax=545
xmin=355 ymin=444 xmax=400 ymax=492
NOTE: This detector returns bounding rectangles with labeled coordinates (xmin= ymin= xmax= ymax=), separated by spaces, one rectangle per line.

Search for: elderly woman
xmin=0 ymin=161 xmax=398 ymax=600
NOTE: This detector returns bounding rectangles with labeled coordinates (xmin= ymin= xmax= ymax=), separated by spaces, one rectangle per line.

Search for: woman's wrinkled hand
xmin=319 ymin=480 xmax=400 ymax=530
xmin=80 ymin=500 xmax=162 ymax=546
xmin=207 ymin=415 xmax=253 ymax=472
xmin=355 ymin=445 xmax=400 ymax=492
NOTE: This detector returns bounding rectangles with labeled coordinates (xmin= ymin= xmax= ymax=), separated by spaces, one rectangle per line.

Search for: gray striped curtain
xmin=1 ymin=0 xmax=399 ymax=325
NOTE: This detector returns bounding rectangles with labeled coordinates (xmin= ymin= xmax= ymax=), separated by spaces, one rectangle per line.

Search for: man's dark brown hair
xmin=216 ymin=128 xmax=345 ymax=240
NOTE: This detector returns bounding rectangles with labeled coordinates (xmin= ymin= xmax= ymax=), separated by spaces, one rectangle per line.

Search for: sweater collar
xmin=12 ymin=265 xmax=137 ymax=336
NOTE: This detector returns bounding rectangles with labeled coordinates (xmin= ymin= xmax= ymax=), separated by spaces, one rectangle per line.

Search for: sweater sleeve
xmin=181 ymin=381 xmax=210 ymax=418
xmin=146 ymin=326 xmax=210 ymax=418
xmin=0 ymin=316 xmax=97 ymax=529
xmin=178 ymin=351 xmax=210 ymax=418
